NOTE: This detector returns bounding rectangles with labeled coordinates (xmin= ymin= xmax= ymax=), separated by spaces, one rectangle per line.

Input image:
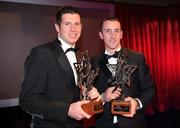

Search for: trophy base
xmin=82 ymin=100 xmax=103 ymax=115
xmin=111 ymin=100 xmax=131 ymax=115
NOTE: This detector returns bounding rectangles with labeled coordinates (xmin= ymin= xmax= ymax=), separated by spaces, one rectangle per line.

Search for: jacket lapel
xmin=50 ymin=39 xmax=75 ymax=84
xmin=99 ymin=53 xmax=112 ymax=79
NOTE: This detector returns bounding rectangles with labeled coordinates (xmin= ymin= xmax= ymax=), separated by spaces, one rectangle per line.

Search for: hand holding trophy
xmin=106 ymin=54 xmax=137 ymax=115
xmin=74 ymin=50 xmax=103 ymax=115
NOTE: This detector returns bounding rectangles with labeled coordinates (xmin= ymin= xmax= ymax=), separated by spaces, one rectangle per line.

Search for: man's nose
xmin=111 ymin=31 xmax=116 ymax=38
xmin=70 ymin=24 xmax=76 ymax=31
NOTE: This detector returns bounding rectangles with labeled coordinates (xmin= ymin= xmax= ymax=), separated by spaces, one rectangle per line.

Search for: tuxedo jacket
xmin=19 ymin=38 xmax=82 ymax=128
xmin=91 ymin=48 xmax=155 ymax=128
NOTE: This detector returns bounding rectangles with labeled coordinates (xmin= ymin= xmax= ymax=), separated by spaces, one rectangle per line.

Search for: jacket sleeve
xmin=137 ymin=53 xmax=155 ymax=108
xmin=19 ymin=48 xmax=70 ymax=125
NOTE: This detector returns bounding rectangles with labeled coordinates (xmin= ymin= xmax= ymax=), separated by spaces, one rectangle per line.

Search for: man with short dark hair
xmin=19 ymin=6 xmax=100 ymax=128
xmin=92 ymin=17 xmax=155 ymax=128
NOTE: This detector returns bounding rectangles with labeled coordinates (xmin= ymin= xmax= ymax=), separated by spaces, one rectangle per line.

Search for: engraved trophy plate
xmin=106 ymin=54 xmax=137 ymax=115
xmin=74 ymin=50 xmax=103 ymax=115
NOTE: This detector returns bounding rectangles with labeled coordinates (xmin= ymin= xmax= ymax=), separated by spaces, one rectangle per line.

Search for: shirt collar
xmin=105 ymin=47 xmax=121 ymax=55
xmin=58 ymin=37 xmax=75 ymax=52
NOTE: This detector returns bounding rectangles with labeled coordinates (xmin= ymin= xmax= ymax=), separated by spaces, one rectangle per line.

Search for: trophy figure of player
xmin=106 ymin=54 xmax=137 ymax=114
xmin=74 ymin=50 xmax=103 ymax=115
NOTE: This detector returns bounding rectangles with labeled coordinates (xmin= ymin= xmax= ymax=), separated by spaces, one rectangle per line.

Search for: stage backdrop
xmin=115 ymin=4 xmax=180 ymax=113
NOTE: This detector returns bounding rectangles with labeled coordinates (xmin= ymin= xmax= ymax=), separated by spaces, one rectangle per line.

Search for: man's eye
xmin=105 ymin=30 xmax=110 ymax=33
xmin=75 ymin=22 xmax=81 ymax=26
xmin=65 ymin=23 xmax=70 ymax=26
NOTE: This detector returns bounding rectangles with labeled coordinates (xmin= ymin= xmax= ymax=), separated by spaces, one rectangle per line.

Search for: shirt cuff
xmin=134 ymin=98 xmax=143 ymax=109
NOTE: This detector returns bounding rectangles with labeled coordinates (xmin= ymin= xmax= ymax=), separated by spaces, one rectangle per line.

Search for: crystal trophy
xmin=74 ymin=50 xmax=103 ymax=115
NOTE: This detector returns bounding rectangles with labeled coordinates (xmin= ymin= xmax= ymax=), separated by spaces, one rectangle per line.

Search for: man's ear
xmin=99 ymin=31 xmax=104 ymax=40
xmin=120 ymin=30 xmax=123 ymax=39
xmin=55 ymin=23 xmax=60 ymax=33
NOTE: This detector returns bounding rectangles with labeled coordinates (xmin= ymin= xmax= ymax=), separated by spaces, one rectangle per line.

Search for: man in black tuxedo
xmin=92 ymin=17 xmax=155 ymax=128
xmin=19 ymin=6 xmax=100 ymax=128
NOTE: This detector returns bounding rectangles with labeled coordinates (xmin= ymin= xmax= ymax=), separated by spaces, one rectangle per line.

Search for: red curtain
xmin=115 ymin=4 xmax=180 ymax=114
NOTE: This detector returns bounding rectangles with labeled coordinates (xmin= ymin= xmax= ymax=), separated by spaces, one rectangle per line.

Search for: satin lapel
xmin=51 ymin=39 xmax=75 ymax=83
xmin=57 ymin=52 xmax=75 ymax=81
xmin=99 ymin=54 xmax=112 ymax=79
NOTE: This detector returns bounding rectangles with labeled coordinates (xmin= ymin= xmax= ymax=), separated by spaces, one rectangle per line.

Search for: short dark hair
xmin=100 ymin=17 xmax=121 ymax=31
xmin=56 ymin=5 xmax=81 ymax=24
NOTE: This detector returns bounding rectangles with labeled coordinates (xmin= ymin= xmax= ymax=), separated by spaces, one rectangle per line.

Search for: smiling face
xmin=55 ymin=13 xmax=82 ymax=45
xmin=99 ymin=20 xmax=123 ymax=54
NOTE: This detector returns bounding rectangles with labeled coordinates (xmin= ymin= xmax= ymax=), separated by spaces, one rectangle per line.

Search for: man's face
xmin=55 ymin=13 xmax=82 ymax=45
xmin=99 ymin=20 xmax=122 ymax=53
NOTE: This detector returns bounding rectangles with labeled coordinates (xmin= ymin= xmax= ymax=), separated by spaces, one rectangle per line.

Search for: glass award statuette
xmin=74 ymin=50 xmax=103 ymax=115
xmin=106 ymin=55 xmax=137 ymax=115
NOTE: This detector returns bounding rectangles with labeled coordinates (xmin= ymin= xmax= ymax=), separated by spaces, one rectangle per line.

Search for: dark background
xmin=0 ymin=1 xmax=111 ymax=100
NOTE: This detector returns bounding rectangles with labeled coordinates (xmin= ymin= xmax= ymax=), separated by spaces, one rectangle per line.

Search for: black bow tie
xmin=105 ymin=53 xmax=118 ymax=59
xmin=65 ymin=47 xmax=78 ymax=54
xmin=105 ymin=50 xmax=122 ymax=59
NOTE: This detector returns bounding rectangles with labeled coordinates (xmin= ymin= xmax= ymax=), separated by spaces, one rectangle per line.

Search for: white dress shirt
xmin=58 ymin=38 xmax=77 ymax=85
xmin=105 ymin=49 xmax=119 ymax=123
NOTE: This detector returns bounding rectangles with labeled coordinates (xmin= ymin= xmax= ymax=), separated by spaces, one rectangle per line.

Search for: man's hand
xmin=102 ymin=86 xmax=121 ymax=102
xmin=87 ymin=87 xmax=100 ymax=101
xmin=120 ymin=97 xmax=139 ymax=118
xmin=68 ymin=100 xmax=91 ymax=120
